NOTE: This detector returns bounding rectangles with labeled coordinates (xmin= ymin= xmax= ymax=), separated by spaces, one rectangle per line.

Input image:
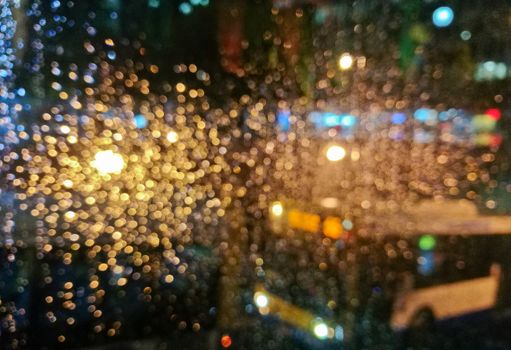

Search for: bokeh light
xmin=313 ymin=321 xmax=329 ymax=339
xmin=338 ymin=53 xmax=354 ymax=70
xmin=91 ymin=150 xmax=125 ymax=174
xmin=432 ymin=6 xmax=454 ymax=27
xmin=419 ymin=235 xmax=437 ymax=251
xmin=254 ymin=292 xmax=269 ymax=308
xmin=326 ymin=145 xmax=347 ymax=162
xmin=270 ymin=201 xmax=284 ymax=217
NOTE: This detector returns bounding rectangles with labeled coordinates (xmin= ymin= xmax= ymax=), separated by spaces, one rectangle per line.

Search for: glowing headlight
xmin=254 ymin=292 xmax=269 ymax=308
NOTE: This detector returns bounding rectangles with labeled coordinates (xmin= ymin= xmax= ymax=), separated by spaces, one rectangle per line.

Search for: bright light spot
xmin=419 ymin=235 xmax=437 ymax=251
xmin=326 ymin=145 xmax=346 ymax=162
xmin=166 ymin=130 xmax=179 ymax=143
xmin=432 ymin=6 xmax=454 ymax=28
xmin=277 ymin=109 xmax=291 ymax=131
xmin=63 ymin=179 xmax=73 ymax=188
xmin=64 ymin=211 xmax=76 ymax=220
xmin=313 ymin=321 xmax=329 ymax=339
xmin=134 ymin=114 xmax=148 ymax=128
xmin=485 ymin=108 xmax=501 ymax=121
xmin=340 ymin=114 xmax=357 ymax=127
xmin=413 ymin=108 xmax=438 ymax=125
xmin=254 ymin=292 xmax=269 ymax=308
xmin=322 ymin=113 xmax=341 ymax=127
xmin=338 ymin=53 xmax=354 ymax=70
xmin=391 ymin=112 xmax=406 ymax=125
xmin=321 ymin=197 xmax=340 ymax=209
xmin=91 ymin=150 xmax=125 ymax=174
xmin=60 ymin=125 xmax=71 ymax=134
xmin=270 ymin=201 xmax=284 ymax=217
xmin=220 ymin=335 xmax=232 ymax=348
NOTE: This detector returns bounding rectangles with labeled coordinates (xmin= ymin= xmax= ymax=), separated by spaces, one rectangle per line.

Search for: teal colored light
xmin=323 ymin=113 xmax=342 ymax=127
xmin=148 ymin=0 xmax=160 ymax=8
xmin=432 ymin=6 xmax=454 ymax=28
xmin=179 ymin=2 xmax=193 ymax=14
xmin=134 ymin=114 xmax=148 ymax=129
xmin=340 ymin=114 xmax=357 ymax=128
xmin=419 ymin=235 xmax=436 ymax=251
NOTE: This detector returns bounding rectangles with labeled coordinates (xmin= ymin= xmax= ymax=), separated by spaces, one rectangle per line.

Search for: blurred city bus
xmin=262 ymin=199 xmax=511 ymax=348
xmin=377 ymin=201 xmax=511 ymax=348
xmin=390 ymin=262 xmax=501 ymax=330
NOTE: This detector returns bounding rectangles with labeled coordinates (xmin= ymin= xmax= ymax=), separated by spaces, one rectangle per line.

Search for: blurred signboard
xmin=288 ymin=209 xmax=321 ymax=233
xmin=415 ymin=217 xmax=511 ymax=235
xmin=323 ymin=216 xmax=343 ymax=239
xmin=287 ymin=209 xmax=344 ymax=238
xmin=398 ymin=200 xmax=511 ymax=235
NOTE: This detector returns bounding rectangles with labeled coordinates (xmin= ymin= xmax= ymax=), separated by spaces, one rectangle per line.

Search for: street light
xmin=62 ymin=179 xmax=73 ymax=188
xmin=254 ymin=291 xmax=269 ymax=308
xmin=166 ymin=130 xmax=179 ymax=143
xmin=91 ymin=150 xmax=125 ymax=174
xmin=270 ymin=201 xmax=284 ymax=217
xmin=326 ymin=145 xmax=346 ymax=162
xmin=338 ymin=53 xmax=354 ymax=70
xmin=312 ymin=319 xmax=329 ymax=339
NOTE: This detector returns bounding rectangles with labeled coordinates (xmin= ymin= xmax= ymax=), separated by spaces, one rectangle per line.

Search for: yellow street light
xmin=166 ymin=130 xmax=179 ymax=143
xmin=338 ymin=53 xmax=354 ymax=70
xmin=91 ymin=150 xmax=125 ymax=174
xmin=254 ymin=291 xmax=269 ymax=308
xmin=270 ymin=201 xmax=284 ymax=217
xmin=62 ymin=179 xmax=74 ymax=188
xmin=312 ymin=319 xmax=329 ymax=339
xmin=64 ymin=211 xmax=76 ymax=221
xmin=326 ymin=145 xmax=346 ymax=162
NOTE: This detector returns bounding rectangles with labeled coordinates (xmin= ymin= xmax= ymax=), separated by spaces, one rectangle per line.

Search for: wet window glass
xmin=1 ymin=1 xmax=511 ymax=349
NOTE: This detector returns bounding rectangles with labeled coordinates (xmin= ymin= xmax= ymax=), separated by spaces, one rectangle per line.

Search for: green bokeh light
xmin=419 ymin=235 xmax=436 ymax=251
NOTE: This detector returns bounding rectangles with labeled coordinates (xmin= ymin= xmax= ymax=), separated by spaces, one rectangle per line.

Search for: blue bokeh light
xmin=310 ymin=112 xmax=357 ymax=129
xmin=391 ymin=112 xmax=406 ymax=125
xmin=418 ymin=250 xmax=435 ymax=276
xmin=134 ymin=114 xmax=148 ymax=129
xmin=277 ymin=109 xmax=290 ymax=132
xmin=432 ymin=6 xmax=454 ymax=28
xmin=414 ymin=108 xmax=438 ymax=123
